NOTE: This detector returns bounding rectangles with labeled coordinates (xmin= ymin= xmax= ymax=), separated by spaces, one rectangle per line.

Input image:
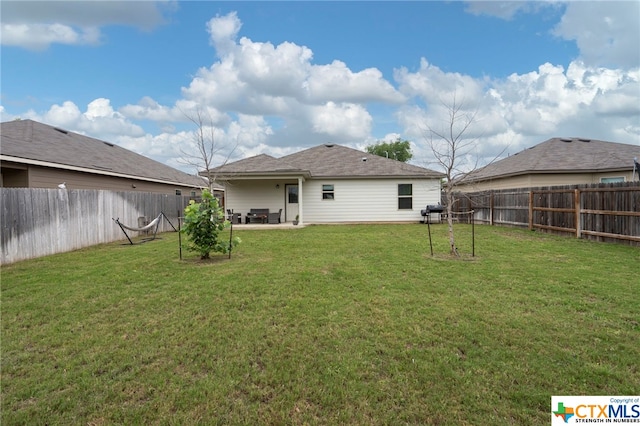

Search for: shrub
xmin=181 ymin=190 xmax=240 ymax=259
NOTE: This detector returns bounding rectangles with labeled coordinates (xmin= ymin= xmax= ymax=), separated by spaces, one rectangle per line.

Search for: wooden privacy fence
xmin=452 ymin=182 xmax=640 ymax=246
xmin=1 ymin=188 xmax=194 ymax=264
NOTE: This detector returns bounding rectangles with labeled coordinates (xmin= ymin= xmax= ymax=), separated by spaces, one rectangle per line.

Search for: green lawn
xmin=2 ymin=224 xmax=639 ymax=425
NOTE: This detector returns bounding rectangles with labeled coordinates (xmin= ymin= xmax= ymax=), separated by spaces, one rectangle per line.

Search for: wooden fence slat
xmin=533 ymin=207 xmax=576 ymax=213
xmin=452 ymin=182 xmax=640 ymax=247
xmin=580 ymin=209 xmax=640 ymax=217
xmin=1 ymin=188 xmax=192 ymax=264
xmin=581 ymin=230 xmax=640 ymax=243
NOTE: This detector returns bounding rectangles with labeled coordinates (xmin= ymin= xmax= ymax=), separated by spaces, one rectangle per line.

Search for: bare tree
xmin=179 ymin=107 xmax=236 ymax=191
xmin=423 ymin=95 xmax=481 ymax=256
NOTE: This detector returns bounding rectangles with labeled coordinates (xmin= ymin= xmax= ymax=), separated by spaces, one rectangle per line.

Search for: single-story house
xmin=0 ymin=119 xmax=212 ymax=196
xmin=457 ymin=137 xmax=640 ymax=191
xmin=207 ymin=143 xmax=445 ymax=225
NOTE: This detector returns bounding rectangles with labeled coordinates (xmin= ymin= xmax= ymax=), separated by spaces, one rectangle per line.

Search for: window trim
xmin=322 ymin=184 xmax=335 ymax=200
xmin=398 ymin=183 xmax=413 ymax=210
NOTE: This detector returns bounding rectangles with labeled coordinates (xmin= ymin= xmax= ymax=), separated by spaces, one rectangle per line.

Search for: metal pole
xmin=471 ymin=210 xmax=475 ymax=257
xmin=162 ymin=211 xmax=177 ymax=231
xmin=228 ymin=221 xmax=233 ymax=260
xmin=114 ymin=219 xmax=134 ymax=245
xmin=427 ymin=213 xmax=434 ymax=256
xmin=178 ymin=216 xmax=182 ymax=261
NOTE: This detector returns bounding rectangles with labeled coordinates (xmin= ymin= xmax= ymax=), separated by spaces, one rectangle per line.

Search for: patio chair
xmin=268 ymin=209 xmax=282 ymax=224
xmin=227 ymin=209 xmax=241 ymax=224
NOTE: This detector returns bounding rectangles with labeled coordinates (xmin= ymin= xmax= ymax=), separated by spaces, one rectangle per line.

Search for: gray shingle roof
xmin=211 ymin=154 xmax=302 ymax=175
xmin=464 ymin=137 xmax=640 ymax=182
xmin=1 ymin=119 xmax=207 ymax=188
xmin=210 ymin=143 xmax=444 ymax=179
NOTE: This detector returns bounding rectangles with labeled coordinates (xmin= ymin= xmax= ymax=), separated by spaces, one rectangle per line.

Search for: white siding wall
xmin=225 ymin=178 xmax=441 ymax=223
xmin=224 ymin=180 xmax=289 ymax=219
xmin=302 ymin=178 xmax=441 ymax=223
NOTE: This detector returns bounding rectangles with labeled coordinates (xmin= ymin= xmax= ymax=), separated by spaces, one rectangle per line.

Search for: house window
xmin=190 ymin=191 xmax=196 ymax=197
xmin=600 ymin=177 xmax=624 ymax=183
xmin=322 ymin=184 xmax=335 ymax=200
xmin=175 ymin=189 xmax=182 ymax=195
xmin=398 ymin=184 xmax=412 ymax=209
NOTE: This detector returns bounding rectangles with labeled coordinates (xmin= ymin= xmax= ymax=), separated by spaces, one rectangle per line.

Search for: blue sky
xmin=2 ymin=1 xmax=639 ymax=175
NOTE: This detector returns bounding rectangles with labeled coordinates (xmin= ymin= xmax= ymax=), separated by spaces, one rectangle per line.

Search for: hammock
xmin=113 ymin=212 xmax=176 ymax=245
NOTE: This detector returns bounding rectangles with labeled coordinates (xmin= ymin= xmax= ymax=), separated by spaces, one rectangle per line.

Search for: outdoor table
xmin=248 ymin=214 xmax=268 ymax=224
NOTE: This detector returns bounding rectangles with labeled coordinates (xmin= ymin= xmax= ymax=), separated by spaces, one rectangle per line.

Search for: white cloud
xmin=306 ymin=61 xmax=404 ymax=104
xmin=464 ymin=1 xmax=639 ymax=70
xmin=1 ymin=23 xmax=101 ymax=50
xmin=114 ymin=111 xmax=274 ymax=173
xmin=207 ymin=11 xmax=242 ymax=56
xmin=42 ymin=101 xmax=83 ymax=128
xmin=178 ymin=12 xmax=403 ymax=148
xmin=0 ymin=1 xmax=171 ymax=50
xmin=592 ymin=86 xmax=640 ymax=117
xmin=235 ymin=38 xmax=314 ymax=100
xmin=115 ymin=131 xmax=199 ymax=174
xmin=2 ymin=8 xmax=638 ymax=176
xmin=309 ymin=102 xmax=372 ymax=140
xmin=553 ymin=1 xmax=640 ymax=69
xmin=226 ymin=114 xmax=274 ymax=149
xmin=119 ymin=97 xmax=178 ymax=122
xmin=37 ymin=99 xmax=145 ymax=140
xmin=395 ymin=59 xmax=486 ymax=108
xmin=394 ymin=58 xmax=639 ymax=171
xmin=185 ymin=16 xmax=403 ymax=111
xmin=463 ymin=1 xmax=546 ymax=20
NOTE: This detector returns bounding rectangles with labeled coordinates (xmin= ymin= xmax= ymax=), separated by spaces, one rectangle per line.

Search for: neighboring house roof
xmin=463 ymin=137 xmax=640 ymax=182
xmin=209 ymin=143 xmax=445 ymax=179
xmin=1 ymin=119 xmax=208 ymax=188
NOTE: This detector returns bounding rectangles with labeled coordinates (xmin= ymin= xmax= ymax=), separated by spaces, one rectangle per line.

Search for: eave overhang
xmin=460 ymin=167 xmax=638 ymax=184
xmin=1 ymin=155 xmax=207 ymax=188
xmin=204 ymin=170 xmax=312 ymax=181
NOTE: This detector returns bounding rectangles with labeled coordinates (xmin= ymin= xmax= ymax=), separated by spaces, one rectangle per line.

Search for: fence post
xmin=574 ymin=188 xmax=581 ymax=239
xmin=528 ymin=191 xmax=534 ymax=230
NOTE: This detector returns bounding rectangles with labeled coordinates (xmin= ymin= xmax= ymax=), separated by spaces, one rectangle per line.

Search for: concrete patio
xmin=229 ymin=222 xmax=305 ymax=230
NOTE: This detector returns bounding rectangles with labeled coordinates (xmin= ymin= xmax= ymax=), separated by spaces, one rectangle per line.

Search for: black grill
xmin=421 ymin=204 xmax=444 ymax=224
xmin=421 ymin=204 xmax=444 ymax=216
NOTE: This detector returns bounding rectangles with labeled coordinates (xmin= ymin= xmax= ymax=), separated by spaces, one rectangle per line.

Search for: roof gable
xmin=282 ymin=144 xmax=443 ymax=178
xmin=210 ymin=154 xmax=302 ymax=174
xmin=465 ymin=137 xmax=640 ymax=182
xmin=1 ymin=119 xmax=206 ymax=187
xmin=210 ymin=143 xmax=444 ymax=179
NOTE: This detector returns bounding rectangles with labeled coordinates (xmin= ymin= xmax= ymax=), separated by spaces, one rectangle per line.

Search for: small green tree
xmin=365 ymin=137 xmax=413 ymax=162
xmin=181 ymin=189 xmax=240 ymax=259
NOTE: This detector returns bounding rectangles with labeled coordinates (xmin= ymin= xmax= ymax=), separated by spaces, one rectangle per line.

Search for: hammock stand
xmin=113 ymin=212 xmax=176 ymax=245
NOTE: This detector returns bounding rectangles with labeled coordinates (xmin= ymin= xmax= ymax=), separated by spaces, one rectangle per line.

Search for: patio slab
xmin=230 ymin=223 xmax=304 ymax=230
